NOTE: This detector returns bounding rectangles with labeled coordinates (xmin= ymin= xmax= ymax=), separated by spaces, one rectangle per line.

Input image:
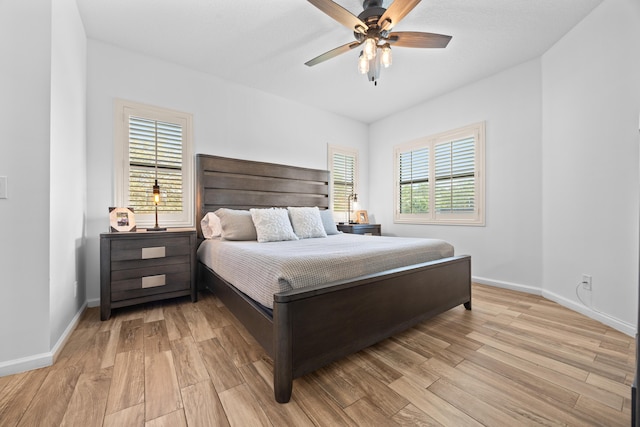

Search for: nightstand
xmin=337 ymin=223 xmax=381 ymax=236
xmin=100 ymin=228 xmax=197 ymax=320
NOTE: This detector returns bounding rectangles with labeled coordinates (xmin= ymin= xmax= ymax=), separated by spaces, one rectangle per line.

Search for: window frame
xmin=328 ymin=144 xmax=358 ymax=223
xmin=394 ymin=122 xmax=485 ymax=226
xmin=114 ymin=99 xmax=194 ymax=228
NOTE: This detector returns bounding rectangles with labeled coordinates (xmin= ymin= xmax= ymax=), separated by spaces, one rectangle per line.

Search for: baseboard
xmin=472 ymin=276 xmax=635 ymax=337
xmin=51 ymin=301 xmax=88 ymax=363
xmin=87 ymin=298 xmax=100 ymax=308
xmin=0 ymin=302 xmax=87 ymax=377
xmin=541 ymin=289 xmax=635 ymax=337
xmin=0 ymin=352 xmax=53 ymax=377
xmin=472 ymin=276 xmax=543 ymax=296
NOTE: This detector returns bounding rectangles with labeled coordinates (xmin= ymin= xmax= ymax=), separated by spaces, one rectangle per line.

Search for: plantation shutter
xmin=394 ymin=122 xmax=484 ymax=225
xmin=128 ymin=116 xmax=183 ymax=214
xmin=398 ymin=147 xmax=429 ymax=214
xmin=332 ymin=151 xmax=356 ymax=213
xmin=434 ymin=137 xmax=475 ymax=213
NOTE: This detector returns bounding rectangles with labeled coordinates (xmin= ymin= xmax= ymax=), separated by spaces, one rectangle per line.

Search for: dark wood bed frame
xmin=195 ymin=154 xmax=471 ymax=403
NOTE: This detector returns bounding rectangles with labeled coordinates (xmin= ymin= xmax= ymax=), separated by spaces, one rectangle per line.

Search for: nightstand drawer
xmin=354 ymin=225 xmax=379 ymax=235
xmin=111 ymin=259 xmax=191 ymax=281
xmin=337 ymin=224 xmax=381 ymax=236
xmin=111 ymin=270 xmax=191 ymax=301
xmin=111 ymin=236 xmax=191 ymax=261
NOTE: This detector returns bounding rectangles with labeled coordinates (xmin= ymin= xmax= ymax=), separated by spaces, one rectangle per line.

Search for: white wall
xmin=0 ymin=0 xmax=52 ymax=367
xmin=541 ymin=0 xmax=640 ymax=331
xmin=0 ymin=0 xmax=87 ymax=374
xmin=85 ymin=41 xmax=369 ymax=303
xmin=49 ymin=0 xmax=87 ymax=348
xmin=369 ymin=59 xmax=544 ymax=292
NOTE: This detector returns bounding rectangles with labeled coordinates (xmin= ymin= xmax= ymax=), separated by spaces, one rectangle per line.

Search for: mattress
xmin=197 ymin=233 xmax=454 ymax=309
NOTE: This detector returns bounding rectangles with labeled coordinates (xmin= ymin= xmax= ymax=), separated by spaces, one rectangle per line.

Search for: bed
xmin=195 ymin=154 xmax=471 ymax=403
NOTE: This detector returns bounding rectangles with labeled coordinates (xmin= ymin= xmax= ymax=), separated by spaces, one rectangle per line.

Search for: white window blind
xmin=394 ymin=122 xmax=485 ymax=226
xmin=328 ymin=145 xmax=358 ymax=222
xmin=399 ymin=147 xmax=429 ymax=214
xmin=114 ymin=100 xmax=194 ymax=228
xmin=434 ymin=137 xmax=475 ymax=214
xmin=128 ymin=117 xmax=183 ymax=214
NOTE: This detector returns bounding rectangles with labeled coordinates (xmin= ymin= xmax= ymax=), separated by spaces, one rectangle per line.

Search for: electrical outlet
xmin=74 ymin=281 xmax=78 ymax=298
xmin=582 ymin=274 xmax=592 ymax=291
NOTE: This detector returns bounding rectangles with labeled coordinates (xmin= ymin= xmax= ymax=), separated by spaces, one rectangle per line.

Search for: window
xmin=394 ymin=122 xmax=485 ymax=225
xmin=328 ymin=145 xmax=358 ymax=223
xmin=114 ymin=100 xmax=194 ymax=228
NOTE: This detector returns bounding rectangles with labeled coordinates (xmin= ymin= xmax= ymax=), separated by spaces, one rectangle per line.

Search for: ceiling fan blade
xmin=388 ymin=31 xmax=452 ymax=48
xmin=305 ymin=41 xmax=363 ymax=67
xmin=378 ymin=0 xmax=422 ymax=31
xmin=307 ymin=0 xmax=368 ymax=34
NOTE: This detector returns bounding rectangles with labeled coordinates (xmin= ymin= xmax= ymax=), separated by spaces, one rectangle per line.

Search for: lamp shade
xmin=363 ymin=38 xmax=376 ymax=60
xmin=358 ymin=51 xmax=369 ymax=74
xmin=153 ymin=180 xmax=160 ymax=204
xmin=148 ymin=179 xmax=166 ymax=231
xmin=381 ymin=44 xmax=392 ymax=68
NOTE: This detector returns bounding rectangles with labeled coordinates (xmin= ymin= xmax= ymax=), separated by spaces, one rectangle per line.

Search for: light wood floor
xmin=0 ymin=283 xmax=634 ymax=426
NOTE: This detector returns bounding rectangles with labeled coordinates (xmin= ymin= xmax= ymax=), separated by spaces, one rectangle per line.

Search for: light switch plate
xmin=0 ymin=176 xmax=7 ymax=199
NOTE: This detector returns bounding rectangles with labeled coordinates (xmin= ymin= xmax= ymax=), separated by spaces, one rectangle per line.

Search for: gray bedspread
xmin=197 ymin=233 xmax=454 ymax=308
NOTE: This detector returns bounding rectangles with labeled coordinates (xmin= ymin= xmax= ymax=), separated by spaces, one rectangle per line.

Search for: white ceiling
xmin=76 ymin=0 xmax=603 ymax=123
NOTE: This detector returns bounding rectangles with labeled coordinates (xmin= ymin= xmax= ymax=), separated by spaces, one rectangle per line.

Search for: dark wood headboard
xmin=195 ymin=154 xmax=330 ymax=238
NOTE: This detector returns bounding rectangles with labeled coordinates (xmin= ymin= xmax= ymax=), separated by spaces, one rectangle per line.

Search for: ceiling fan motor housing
xmin=362 ymin=0 xmax=384 ymax=9
xmin=355 ymin=4 xmax=387 ymax=41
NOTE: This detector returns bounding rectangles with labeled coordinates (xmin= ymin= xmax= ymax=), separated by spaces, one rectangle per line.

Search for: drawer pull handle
xmin=142 ymin=246 xmax=166 ymax=259
xmin=142 ymin=274 xmax=166 ymax=288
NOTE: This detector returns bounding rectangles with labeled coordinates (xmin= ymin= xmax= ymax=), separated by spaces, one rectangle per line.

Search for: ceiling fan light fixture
xmin=380 ymin=44 xmax=392 ymax=68
xmin=304 ymin=0 xmax=451 ymax=86
xmin=358 ymin=51 xmax=369 ymax=74
xmin=363 ymin=37 xmax=377 ymax=60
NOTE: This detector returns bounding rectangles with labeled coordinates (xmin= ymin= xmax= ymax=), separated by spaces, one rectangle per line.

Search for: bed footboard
xmin=272 ymin=255 xmax=471 ymax=403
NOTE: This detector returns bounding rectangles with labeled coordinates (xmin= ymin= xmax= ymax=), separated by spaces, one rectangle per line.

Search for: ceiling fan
xmin=305 ymin=0 xmax=451 ymax=85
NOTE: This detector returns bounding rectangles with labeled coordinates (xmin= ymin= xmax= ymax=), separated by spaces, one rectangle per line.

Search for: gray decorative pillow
xmin=250 ymin=208 xmax=299 ymax=243
xmin=214 ymin=208 xmax=257 ymax=241
xmin=319 ymin=209 xmax=340 ymax=235
xmin=288 ymin=207 xmax=327 ymax=239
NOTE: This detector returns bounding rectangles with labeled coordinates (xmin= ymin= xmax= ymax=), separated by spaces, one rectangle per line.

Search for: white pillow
xmin=319 ymin=209 xmax=340 ymax=235
xmin=250 ymin=208 xmax=299 ymax=243
xmin=288 ymin=207 xmax=327 ymax=239
xmin=201 ymin=212 xmax=222 ymax=239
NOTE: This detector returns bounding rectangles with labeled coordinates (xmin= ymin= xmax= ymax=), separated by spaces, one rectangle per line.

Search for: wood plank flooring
xmin=0 ymin=283 xmax=634 ymax=426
